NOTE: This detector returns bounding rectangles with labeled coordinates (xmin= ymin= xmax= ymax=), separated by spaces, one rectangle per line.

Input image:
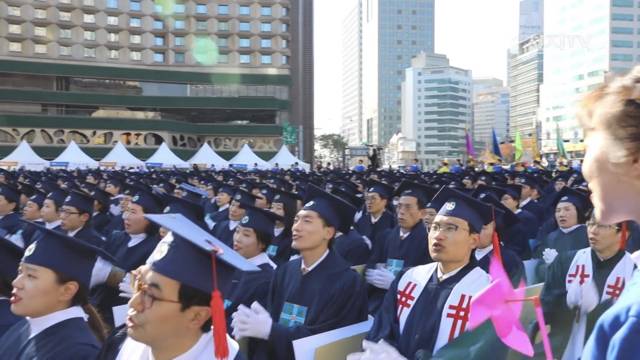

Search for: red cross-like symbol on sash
xmin=446 ymin=294 xmax=472 ymax=341
xmin=396 ymin=281 xmax=417 ymax=319
xmin=605 ymin=276 xmax=625 ymax=300
xmin=567 ymin=264 xmax=590 ymax=285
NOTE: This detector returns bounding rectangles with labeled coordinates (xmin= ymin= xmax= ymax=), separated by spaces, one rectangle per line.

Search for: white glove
xmin=231 ymin=301 xmax=273 ymax=340
xmin=347 ymin=340 xmax=407 ymax=360
xmin=118 ymin=273 xmax=133 ymax=299
xmin=542 ymin=248 xmax=559 ymax=264
xmin=365 ymin=268 xmax=395 ymax=290
xmin=90 ymin=257 xmax=113 ymax=289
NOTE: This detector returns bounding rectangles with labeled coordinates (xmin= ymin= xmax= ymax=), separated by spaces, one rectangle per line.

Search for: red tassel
xmin=210 ymin=252 xmax=229 ymax=360
xmin=620 ymin=222 xmax=628 ymax=251
xmin=491 ymin=207 xmax=503 ymax=265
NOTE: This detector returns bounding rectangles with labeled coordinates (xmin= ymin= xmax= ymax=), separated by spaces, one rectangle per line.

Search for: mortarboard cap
xmin=131 ymin=190 xmax=164 ymax=214
xmin=302 ymin=184 xmax=356 ymax=234
xmin=0 ymin=183 xmax=20 ymax=204
xmin=231 ymin=189 xmax=257 ymax=208
xmin=430 ymin=187 xmax=493 ymax=233
xmin=394 ymin=180 xmax=436 ymax=206
xmin=239 ymin=206 xmax=283 ymax=238
xmin=552 ymin=187 xmax=592 ymax=215
xmin=27 ymin=189 xmax=47 ymax=208
xmin=63 ymin=190 xmax=94 ymax=215
xmin=0 ymin=235 xmax=23 ymax=280
xmin=366 ymin=180 xmax=394 ymax=199
xmin=89 ymin=188 xmax=111 ymax=208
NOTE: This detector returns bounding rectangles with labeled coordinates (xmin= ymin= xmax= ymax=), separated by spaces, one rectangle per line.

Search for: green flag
xmin=556 ymin=123 xmax=567 ymax=159
xmin=514 ymin=131 xmax=523 ymax=161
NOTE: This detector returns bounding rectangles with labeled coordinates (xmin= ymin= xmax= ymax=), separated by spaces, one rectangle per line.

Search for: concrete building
xmin=401 ymin=52 xmax=472 ymax=168
xmin=508 ymin=36 xmax=543 ymax=139
xmin=361 ymin=0 xmax=435 ymax=147
xmin=519 ymin=0 xmax=543 ymax=43
xmin=0 ymin=0 xmax=313 ymax=160
xmin=340 ymin=0 xmax=362 ymax=146
xmin=540 ymin=0 xmax=640 ymax=156
xmin=472 ymin=78 xmax=509 ymax=145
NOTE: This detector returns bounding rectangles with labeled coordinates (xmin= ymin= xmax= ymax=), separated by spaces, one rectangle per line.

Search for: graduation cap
xmin=257 ymin=186 xmax=275 ymax=204
xmin=0 ymin=236 xmax=23 ymax=281
xmin=22 ymin=224 xmax=115 ymax=289
xmin=366 ymin=180 xmax=394 ymax=199
xmin=330 ymin=185 xmax=363 ymax=209
xmin=26 ymin=189 xmax=47 ymax=208
xmin=500 ymin=184 xmax=522 ymax=201
xmin=232 ymin=189 xmax=257 ymax=208
xmin=471 ymin=190 xmax=520 ymax=230
xmin=430 ymin=187 xmax=493 ymax=233
xmin=217 ymin=184 xmax=235 ymax=196
xmin=0 ymin=183 xmax=20 ymax=204
xmin=131 ymin=190 xmax=164 ymax=214
xmin=89 ymin=188 xmax=111 ymax=208
xmin=63 ymin=190 xmax=94 ymax=215
xmin=239 ymin=206 xmax=283 ymax=237
xmin=45 ymin=189 xmax=68 ymax=208
xmin=179 ymin=183 xmax=208 ymax=203
xmin=302 ymin=184 xmax=356 ymax=234
xmin=551 ymin=187 xmax=592 ymax=215
xmin=515 ymin=174 xmax=540 ymax=191
xmin=394 ymin=180 xmax=436 ymax=206
xmin=162 ymin=195 xmax=205 ymax=226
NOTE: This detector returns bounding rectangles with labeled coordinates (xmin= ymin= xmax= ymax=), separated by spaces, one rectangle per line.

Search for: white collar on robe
xmin=45 ymin=220 xmax=62 ymax=229
xmin=67 ymin=226 xmax=83 ymax=237
xmin=301 ymin=249 xmax=329 ymax=274
xmin=117 ymin=331 xmax=239 ymax=360
xmin=519 ymin=198 xmax=532 ymax=208
xmin=436 ymin=263 xmax=466 ymax=282
xmin=127 ymin=233 xmax=148 ymax=248
xmin=248 ymin=252 xmax=276 ymax=269
xmin=475 ymin=244 xmax=494 ymax=260
xmin=559 ymin=224 xmax=583 ymax=234
xmin=228 ymin=220 xmax=239 ymax=231
xmin=217 ymin=204 xmax=229 ymax=212
xmin=27 ymin=305 xmax=87 ymax=339
xmin=274 ymin=226 xmax=284 ymax=237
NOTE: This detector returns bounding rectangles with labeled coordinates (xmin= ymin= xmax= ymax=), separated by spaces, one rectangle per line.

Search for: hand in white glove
xmin=365 ymin=268 xmax=395 ymax=290
xmin=542 ymin=248 xmax=559 ymax=264
xmin=579 ymin=280 xmax=599 ymax=314
xmin=347 ymin=340 xmax=407 ymax=360
xmin=118 ymin=273 xmax=133 ymax=299
xmin=231 ymin=301 xmax=273 ymax=340
xmin=90 ymin=257 xmax=113 ymax=289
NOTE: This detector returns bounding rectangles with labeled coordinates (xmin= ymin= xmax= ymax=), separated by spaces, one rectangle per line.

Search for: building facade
xmin=508 ymin=36 xmax=543 ymax=139
xmin=519 ymin=0 xmax=543 ymax=43
xmin=340 ymin=0 xmax=362 ymax=146
xmin=361 ymin=0 xmax=434 ymax=147
xmin=540 ymin=0 xmax=640 ymax=155
xmin=401 ymin=52 xmax=472 ymax=168
xmin=472 ymin=78 xmax=509 ymax=145
xmin=0 ymin=0 xmax=313 ymax=160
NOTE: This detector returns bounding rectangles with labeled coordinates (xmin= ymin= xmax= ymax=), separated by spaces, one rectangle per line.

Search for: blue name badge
xmin=386 ymin=259 xmax=404 ymax=276
xmin=224 ymin=299 xmax=232 ymax=310
xmin=267 ymin=244 xmax=279 ymax=257
xmin=278 ymin=302 xmax=308 ymax=327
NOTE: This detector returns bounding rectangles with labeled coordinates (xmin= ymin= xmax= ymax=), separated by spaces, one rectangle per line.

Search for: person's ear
xmin=186 ymin=305 xmax=212 ymax=331
xmin=80 ymin=213 xmax=90 ymax=222
xmin=323 ymin=225 xmax=336 ymax=240
xmin=469 ymin=233 xmax=480 ymax=250
xmin=419 ymin=208 xmax=428 ymax=219
xmin=58 ymin=281 xmax=79 ymax=303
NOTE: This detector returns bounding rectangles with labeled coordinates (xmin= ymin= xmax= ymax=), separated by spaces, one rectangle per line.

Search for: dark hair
xmin=0 ymin=277 xmax=12 ymax=298
xmin=55 ymin=272 xmax=108 ymax=343
xmin=254 ymin=229 xmax=272 ymax=251
xmin=178 ymin=283 xmax=212 ymax=333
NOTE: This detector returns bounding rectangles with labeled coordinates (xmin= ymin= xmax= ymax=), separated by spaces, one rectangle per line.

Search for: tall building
xmin=0 ymin=0 xmax=313 ymax=161
xmin=508 ymin=36 xmax=543 ymax=139
xmin=519 ymin=0 xmax=543 ymax=43
xmin=540 ymin=0 xmax=640 ymax=155
xmin=472 ymin=78 xmax=509 ymax=145
xmin=401 ymin=52 xmax=472 ymax=168
xmin=340 ymin=0 xmax=362 ymax=146
xmin=361 ymin=0 xmax=435 ymax=146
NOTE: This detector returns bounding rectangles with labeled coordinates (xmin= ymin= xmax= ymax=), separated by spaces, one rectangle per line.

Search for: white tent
xmin=188 ymin=143 xmax=229 ymax=169
xmin=145 ymin=142 xmax=190 ymax=168
xmin=0 ymin=140 xmax=48 ymax=170
xmin=268 ymin=145 xmax=310 ymax=171
xmin=50 ymin=140 xmax=98 ymax=169
xmin=100 ymin=141 xmax=145 ymax=169
xmin=228 ymin=144 xmax=270 ymax=169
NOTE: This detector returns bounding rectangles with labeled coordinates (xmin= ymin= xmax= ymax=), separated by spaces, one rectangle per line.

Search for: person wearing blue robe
xmin=515 ymin=174 xmax=546 ymax=223
xmin=0 ymin=183 xmax=23 ymax=237
xmin=0 ymin=236 xmax=23 ymax=339
xmin=365 ymin=181 xmax=432 ymax=314
xmin=267 ymin=189 xmax=299 ymax=265
xmin=212 ymin=189 xmax=257 ymax=247
xmin=0 ymin=226 xmax=114 ymax=359
xmin=60 ymin=190 xmax=105 ymax=247
xmin=354 ymin=180 xmax=396 ymax=249
xmin=231 ymin=184 xmax=368 ymax=360
xmin=333 ymin=228 xmax=371 ymax=266
xmin=89 ymin=188 xmax=113 ymax=237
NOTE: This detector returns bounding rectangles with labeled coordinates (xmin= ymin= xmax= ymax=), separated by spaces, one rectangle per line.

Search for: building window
xmin=9 ymin=42 xmax=22 ymax=52
xmin=260 ymin=39 xmax=272 ymax=48
xmin=282 ymin=55 xmax=289 ymax=64
xmin=154 ymin=36 xmax=165 ymax=46
xmin=240 ymin=5 xmax=251 ymax=16
xmin=59 ymin=46 xmax=71 ymax=56
xmin=174 ymin=3 xmax=185 ymax=13
xmin=239 ymin=22 xmax=251 ymax=31
xmin=107 ymin=16 xmax=119 ymax=25
xmin=8 ymin=24 xmax=21 ymax=35
xmin=217 ymin=37 xmax=228 ymax=47
xmin=59 ymin=29 xmax=72 ymax=39
xmin=153 ymin=20 xmax=164 ymax=29
xmin=153 ymin=52 xmax=165 ymax=63
xmin=130 ymin=34 xmax=142 ymax=43
xmin=218 ymin=4 xmax=229 ymax=15
xmin=107 ymin=0 xmax=118 ymax=8
xmin=612 ymin=53 xmax=633 ymax=61
xmin=240 ymin=54 xmax=251 ymax=64
xmin=613 ymin=0 xmax=633 ymax=7
xmin=175 ymin=52 xmax=185 ymax=63
xmin=261 ymin=6 xmax=272 ymax=16
xmin=218 ymin=53 xmax=228 ymax=63
xmin=196 ymin=4 xmax=207 ymax=14
xmin=261 ymin=55 xmax=272 ymax=64
xmin=8 ymin=6 xmax=20 ymax=17
xmin=109 ymin=49 xmax=119 ymax=59
xmin=281 ymin=23 xmax=288 ymax=32
xmin=174 ymin=36 xmax=185 ymax=46
xmin=84 ymin=14 xmax=96 ymax=23
xmin=34 ymin=44 xmax=47 ymax=54
xmin=612 ymin=40 xmax=634 ymax=48
xmin=35 ymin=9 xmax=47 ymax=19
xmin=84 ymin=30 xmax=96 ymax=41
xmin=32 ymin=27 xmax=48 ymax=37
xmin=282 ymin=39 xmax=288 ymax=48
xmin=260 ymin=22 xmax=272 ymax=32
xmin=281 ymin=7 xmax=288 ymax=16
xmin=174 ymin=19 xmax=186 ymax=29
xmin=84 ymin=47 xmax=96 ymax=58
xmin=218 ymin=21 xmax=229 ymax=31
xmin=108 ymin=32 xmax=119 ymax=42
xmin=239 ymin=38 xmax=251 ymax=47
xmin=130 ymin=17 xmax=142 ymax=27
xmin=130 ymin=51 xmax=141 ymax=60
xmin=60 ymin=11 xmax=71 ymax=21
xmin=130 ymin=1 xmax=141 ymax=11
xmin=196 ymin=20 xmax=208 ymax=31
xmin=612 ymin=13 xmax=634 ymax=21
xmin=83 ymin=0 xmax=95 ymax=6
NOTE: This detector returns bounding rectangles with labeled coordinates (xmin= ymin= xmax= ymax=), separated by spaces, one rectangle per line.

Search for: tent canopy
xmin=268 ymin=145 xmax=310 ymax=171
xmin=188 ymin=143 xmax=229 ymax=169
xmin=51 ymin=140 xmax=98 ymax=169
xmin=0 ymin=140 xmax=48 ymax=170
xmin=228 ymin=144 xmax=270 ymax=169
xmin=100 ymin=141 xmax=145 ymax=169
xmin=145 ymin=142 xmax=189 ymax=168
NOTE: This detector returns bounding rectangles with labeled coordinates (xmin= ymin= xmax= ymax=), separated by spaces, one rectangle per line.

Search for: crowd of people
xmin=1 ymin=70 xmax=640 ymax=360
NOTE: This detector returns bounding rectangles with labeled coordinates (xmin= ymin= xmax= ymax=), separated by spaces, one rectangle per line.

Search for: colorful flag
xmin=492 ymin=128 xmax=502 ymax=159
xmin=465 ymin=129 xmax=476 ymax=157
xmin=556 ymin=123 xmax=567 ymax=159
xmin=514 ymin=131 xmax=523 ymax=161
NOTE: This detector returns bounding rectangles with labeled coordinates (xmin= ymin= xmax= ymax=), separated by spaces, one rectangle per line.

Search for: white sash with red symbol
xmin=396 ymin=262 xmax=490 ymax=354
xmin=562 ymin=248 xmax=635 ymax=360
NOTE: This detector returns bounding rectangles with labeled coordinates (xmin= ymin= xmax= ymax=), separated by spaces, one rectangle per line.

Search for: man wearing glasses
xmin=360 ymin=187 xmax=493 ymax=358
xmin=60 ymin=190 xmax=104 ymax=247
xmin=536 ymin=216 xmax=636 ymax=360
